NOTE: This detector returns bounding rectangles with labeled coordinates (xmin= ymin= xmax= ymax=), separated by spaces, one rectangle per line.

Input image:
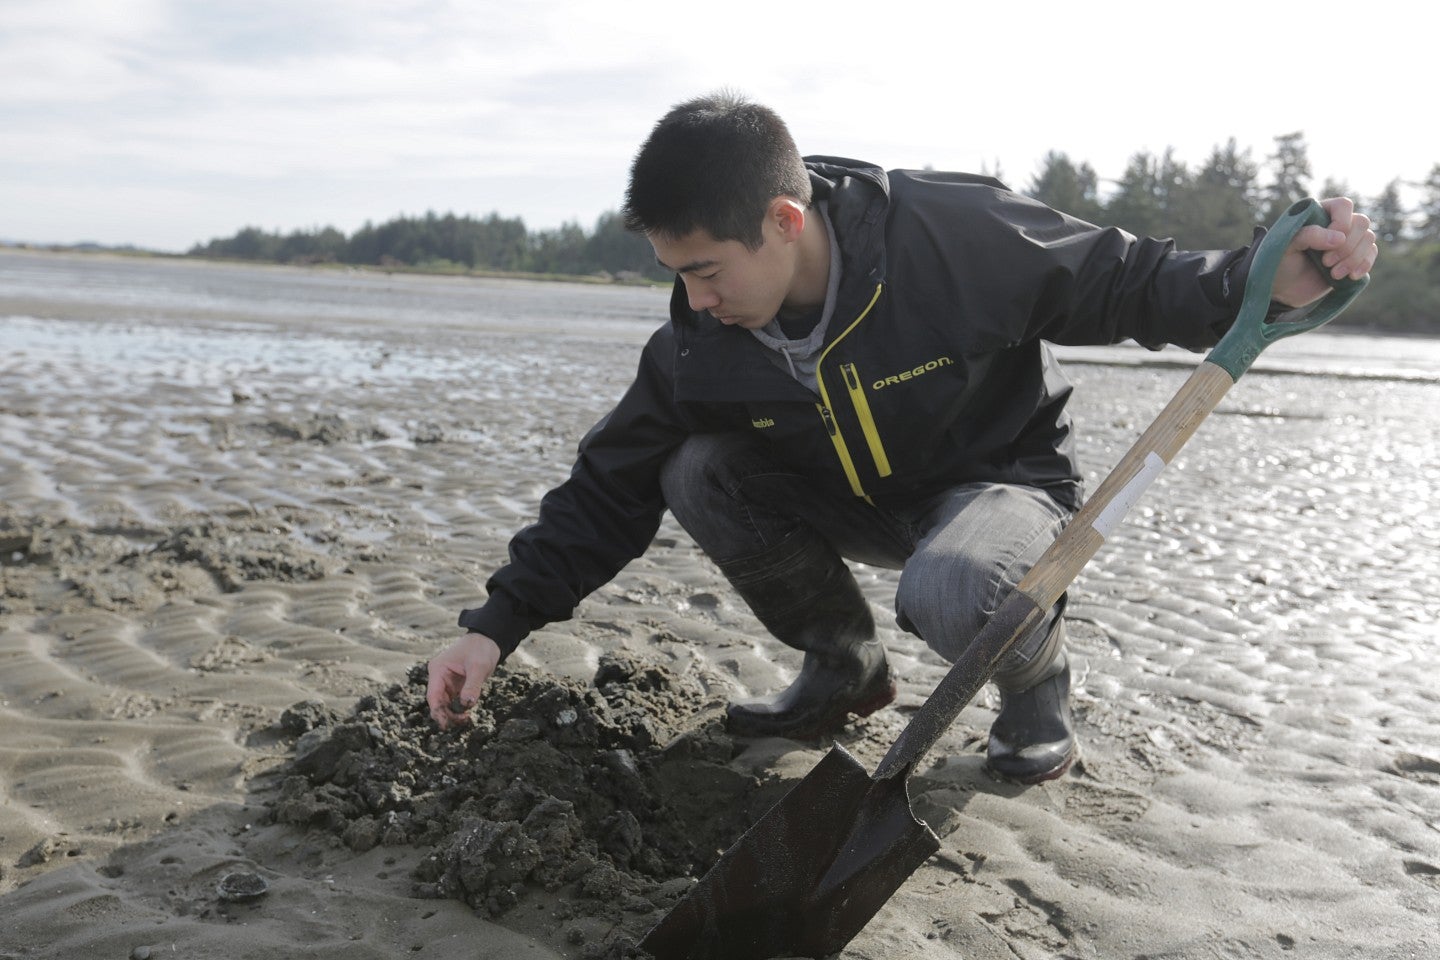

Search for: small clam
xmin=216 ymin=871 xmax=270 ymax=902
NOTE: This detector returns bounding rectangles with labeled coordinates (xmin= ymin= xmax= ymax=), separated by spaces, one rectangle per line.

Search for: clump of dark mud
xmin=263 ymin=413 xmax=391 ymax=445
xmin=0 ymin=508 xmax=339 ymax=614
xmin=1 ymin=512 xmax=199 ymax=614
xmin=150 ymin=515 xmax=337 ymax=592
xmin=268 ymin=653 xmax=763 ymax=957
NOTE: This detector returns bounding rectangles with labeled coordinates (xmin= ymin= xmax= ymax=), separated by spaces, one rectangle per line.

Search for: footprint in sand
xmin=1389 ymin=751 xmax=1440 ymax=782
xmin=1061 ymin=780 xmax=1152 ymax=826
xmin=1403 ymin=859 xmax=1440 ymax=886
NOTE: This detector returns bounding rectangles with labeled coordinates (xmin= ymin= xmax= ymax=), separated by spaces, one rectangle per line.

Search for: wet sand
xmin=1 ymin=251 xmax=1437 ymax=958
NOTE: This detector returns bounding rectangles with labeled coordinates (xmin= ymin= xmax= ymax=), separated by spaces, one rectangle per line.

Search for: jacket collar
xmin=803 ymin=155 xmax=889 ymax=290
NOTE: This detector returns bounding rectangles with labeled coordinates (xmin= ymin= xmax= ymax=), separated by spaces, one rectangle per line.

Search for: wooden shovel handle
xmin=874 ymin=361 xmax=1235 ymax=779
xmin=1015 ymin=360 xmax=1235 ymax=609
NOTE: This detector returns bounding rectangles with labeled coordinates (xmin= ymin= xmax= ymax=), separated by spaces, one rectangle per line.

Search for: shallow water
xmin=5 ymin=249 xmax=1440 ymax=386
xmin=0 ymin=250 xmax=669 ymax=330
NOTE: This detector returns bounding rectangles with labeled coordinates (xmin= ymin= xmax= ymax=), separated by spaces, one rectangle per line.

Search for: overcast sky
xmin=1 ymin=0 xmax=1429 ymax=252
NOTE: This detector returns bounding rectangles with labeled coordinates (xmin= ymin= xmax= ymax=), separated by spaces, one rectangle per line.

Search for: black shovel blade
xmin=639 ymin=744 xmax=940 ymax=960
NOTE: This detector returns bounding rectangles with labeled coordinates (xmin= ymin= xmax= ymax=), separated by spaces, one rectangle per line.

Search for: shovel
xmin=639 ymin=198 xmax=1368 ymax=960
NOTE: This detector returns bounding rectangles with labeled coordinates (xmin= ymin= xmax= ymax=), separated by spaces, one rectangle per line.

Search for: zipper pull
xmin=819 ymin=406 xmax=839 ymax=436
xmin=842 ymin=364 xmax=861 ymax=391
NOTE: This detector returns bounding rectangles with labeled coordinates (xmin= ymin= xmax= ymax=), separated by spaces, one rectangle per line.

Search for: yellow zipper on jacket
xmin=815 ymin=403 xmax=864 ymax=499
xmin=814 ymin=283 xmax=885 ymax=499
xmin=840 ymin=362 xmax=892 ymax=477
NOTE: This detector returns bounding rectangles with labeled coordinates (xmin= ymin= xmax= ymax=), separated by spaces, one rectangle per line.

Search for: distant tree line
xmin=1023 ymin=133 xmax=1440 ymax=333
xmin=191 ymin=132 xmax=1440 ymax=333
xmin=189 ymin=210 xmax=668 ymax=283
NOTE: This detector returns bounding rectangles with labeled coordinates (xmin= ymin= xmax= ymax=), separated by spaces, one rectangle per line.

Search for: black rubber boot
xmin=986 ymin=618 xmax=1076 ymax=784
xmin=720 ymin=534 xmax=896 ymax=741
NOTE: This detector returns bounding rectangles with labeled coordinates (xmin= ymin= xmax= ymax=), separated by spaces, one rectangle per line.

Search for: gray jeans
xmin=659 ymin=433 xmax=1071 ymax=672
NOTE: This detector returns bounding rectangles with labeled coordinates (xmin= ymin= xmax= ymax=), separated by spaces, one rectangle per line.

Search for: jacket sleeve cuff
xmin=1219 ymin=226 xmax=1316 ymax=326
xmin=456 ymin=594 xmax=532 ymax=662
xmin=1218 ymin=226 xmax=1266 ymax=310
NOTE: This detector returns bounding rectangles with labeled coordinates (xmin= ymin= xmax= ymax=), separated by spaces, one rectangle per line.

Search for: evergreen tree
xmin=1104 ymin=151 xmax=1166 ymax=239
xmin=474 ymin=213 xmax=529 ymax=273
xmin=1149 ymin=148 xmax=1196 ymax=240
xmin=1184 ymin=138 xmax=1262 ymax=248
xmin=527 ymin=221 xmax=590 ymax=276
xmin=1026 ymin=151 xmax=1103 ymax=223
xmin=1416 ymin=163 xmax=1440 ymax=243
xmin=346 ymin=221 xmax=381 ymax=265
xmin=1262 ymin=132 xmax=1312 ymax=224
xmin=585 ymin=211 xmax=665 ymax=279
xmin=221 ymin=226 xmax=280 ymax=260
xmin=1370 ymin=178 xmax=1406 ymax=243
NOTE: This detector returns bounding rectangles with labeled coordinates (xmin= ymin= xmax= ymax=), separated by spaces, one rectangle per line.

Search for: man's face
xmin=649 ymin=226 xmax=797 ymax=331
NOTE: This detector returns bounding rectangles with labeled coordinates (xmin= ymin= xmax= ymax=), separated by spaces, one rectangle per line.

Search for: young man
xmin=427 ymin=92 xmax=1376 ymax=784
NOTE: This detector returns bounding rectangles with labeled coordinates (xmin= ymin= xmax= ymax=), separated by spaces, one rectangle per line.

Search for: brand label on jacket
xmin=870 ymin=356 xmax=953 ymax=390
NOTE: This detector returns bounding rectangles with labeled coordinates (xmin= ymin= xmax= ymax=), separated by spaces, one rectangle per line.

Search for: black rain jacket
xmin=460 ymin=157 xmax=1261 ymax=655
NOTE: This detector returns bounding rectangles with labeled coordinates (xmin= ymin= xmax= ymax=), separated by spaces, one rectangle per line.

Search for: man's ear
xmin=768 ymin=197 xmax=807 ymax=242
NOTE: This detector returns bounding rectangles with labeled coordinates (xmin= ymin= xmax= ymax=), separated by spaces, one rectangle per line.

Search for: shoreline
xmin=0 ymin=243 xmax=668 ymax=290
xmin=3 ymin=245 xmax=1435 ymax=340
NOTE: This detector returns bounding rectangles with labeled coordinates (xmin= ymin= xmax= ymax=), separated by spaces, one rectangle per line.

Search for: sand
xmin=1 ymin=251 xmax=1437 ymax=959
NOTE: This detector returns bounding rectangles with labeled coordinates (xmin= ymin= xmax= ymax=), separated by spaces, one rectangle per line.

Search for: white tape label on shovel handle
xmin=1092 ymin=451 xmax=1167 ymax=539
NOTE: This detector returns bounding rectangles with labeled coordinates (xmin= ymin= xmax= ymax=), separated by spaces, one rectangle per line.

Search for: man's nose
xmin=684 ymin=277 xmax=719 ymax=312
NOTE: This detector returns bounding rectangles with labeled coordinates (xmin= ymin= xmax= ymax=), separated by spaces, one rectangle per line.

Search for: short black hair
xmin=622 ymin=90 xmax=812 ymax=250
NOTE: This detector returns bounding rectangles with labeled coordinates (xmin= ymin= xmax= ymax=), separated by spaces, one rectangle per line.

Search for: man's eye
xmin=698 ymin=272 xmax=719 ymax=281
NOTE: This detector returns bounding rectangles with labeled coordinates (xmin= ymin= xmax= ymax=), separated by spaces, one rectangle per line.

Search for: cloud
xmin=0 ymin=0 xmax=1431 ymax=250
xmin=0 ymin=0 xmax=170 ymax=103
xmin=2 ymin=0 xmax=672 ymax=179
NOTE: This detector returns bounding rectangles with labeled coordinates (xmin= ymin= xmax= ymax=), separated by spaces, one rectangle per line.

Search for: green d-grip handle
xmin=1206 ymin=198 xmax=1369 ymax=380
